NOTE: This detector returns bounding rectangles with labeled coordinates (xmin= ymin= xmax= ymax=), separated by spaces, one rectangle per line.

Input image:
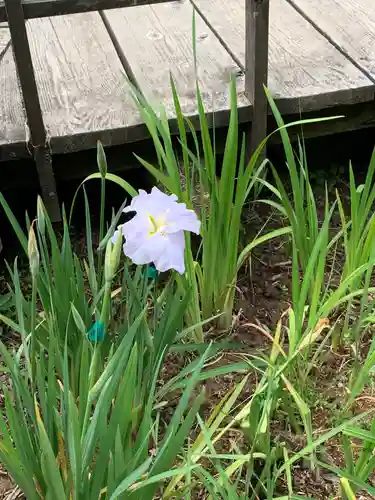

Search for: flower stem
xmin=97 ymin=177 xmax=106 ymax=286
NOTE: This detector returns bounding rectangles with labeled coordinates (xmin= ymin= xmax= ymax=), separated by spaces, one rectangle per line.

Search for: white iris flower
xmin=112 ymin=187 xmax=200 ymax=274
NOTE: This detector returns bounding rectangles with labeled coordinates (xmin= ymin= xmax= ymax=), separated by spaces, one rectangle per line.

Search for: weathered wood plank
xmin=2 ymin=0 xmax=374 ymax=163
xmin=0 ymin=26 xmax=27 ymax=148
xmin=0 ymin=22 xmax=10 ymax=54
xmin=103 ymin=0 xmax=249 ymax=125
xmin=287 ymin=0 xmax=375 ymax=82
xmin=5 ymin=0 xmax=46 ymax=147
xmin=0 ymin=0 xmax=173 ymax=22
xmin=25 ymin=12 xmax=142 ymax=153
xmin=192 ymin=0 xmax=375 ymax=113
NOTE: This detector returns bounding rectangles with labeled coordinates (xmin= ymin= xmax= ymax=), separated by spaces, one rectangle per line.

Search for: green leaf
xmin=82 ymin=172 xmax=138 ymax=197
xmin=108 ymin=456 xmax=153 ymax=499
xmin=134 ymin=154 xmax=175 ymax=193
xmin=343 ymin=426 xmax=375 ymax=443
xmin=35 ymin=400 xmax=66 ymax=499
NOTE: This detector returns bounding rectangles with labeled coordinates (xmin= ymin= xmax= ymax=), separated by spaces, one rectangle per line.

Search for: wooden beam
xmin=5 ymin=0 xmax=61 ymax=221
xmin=0 ymin=0 xmax=173 ymax=22
xmin=245 ymin=0 xmax=269 ymax=156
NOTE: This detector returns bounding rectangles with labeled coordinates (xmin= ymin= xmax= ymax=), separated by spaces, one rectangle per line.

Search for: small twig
xmin=5 ymin=487 xmax=23 ymax=500
xmin=355 ymin=396 xmax=375 ymax=404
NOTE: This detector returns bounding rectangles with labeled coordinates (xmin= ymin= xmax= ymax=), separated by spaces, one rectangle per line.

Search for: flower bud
xmin=36 ymin=196 xmax=45 ymax=238
xmin=28 ymin=225 xmax=39 ymax=278
xmin=111 ymin=230 xmax=123 ymax=276
xmin=97 ymin=141 xmax=107 ymax=179
xmin=104 ymin=239 xmax=113 ymax=283
xmin=104 ymin=232 xmax=122 ymax=281
xmin=104 ymin=233 xmax=123 ymax=283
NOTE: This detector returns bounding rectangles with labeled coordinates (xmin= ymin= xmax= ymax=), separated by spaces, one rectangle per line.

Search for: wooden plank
xmin=0 ymin=22 xmax=10 ymax=54
xmin=5 ymin=0 xmax=47 ymax=148
xmin=0 ymin=0 xmax=173 ymax=22
xmin=192 ymin=0 xmax=375 ymax=114
xmin=103 ymin=1 xmax=249 ymax=125
xmin=245 ymin=0 xmax=269 ymax=155
xmin=0 ymin=27 xmax=27 ymax=149
xmin=287 ymin=0 xmax=375 ymax=82
xmin=25 ymin=12 xmax=142 ymax=153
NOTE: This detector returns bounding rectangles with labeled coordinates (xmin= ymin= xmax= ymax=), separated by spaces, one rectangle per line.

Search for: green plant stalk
xmin=347 ymin=333 xmax=375 ymax=409
xmin=30 ymin=275 xmax=38 ymax=392
xmin=354 ymin=419 xmax=375 ymax=483
xmin=96 ymin=141 xmax=108 ymax=287
xmin=177 ymin=237 xmax=204 ymax=343
xmin=100 ymin=282 xmax=111 ymax=333
xmin=97 ymin=176 xmax=106 ymax=287
xmin=341 ymin=478 xmax=356 ymax=500
xmin=332 ymin=303 xmax=350 ymax=351
xmin=333 ymin=152 xmax=375 ymax=350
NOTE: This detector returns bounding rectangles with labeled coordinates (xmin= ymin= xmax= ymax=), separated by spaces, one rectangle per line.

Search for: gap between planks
xmin=285 ymin=0 xmax=375 ymax=84
xmin=102 ymin=0 xmax=250 ymax=124
xmin=191 ymin=0 xmax=375 ymax=114
xmin=24 ymin=12 xmax=143 ymax=153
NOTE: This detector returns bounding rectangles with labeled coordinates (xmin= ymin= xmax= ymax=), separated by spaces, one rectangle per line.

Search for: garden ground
xmin=1 ymin=126 xmax=375 ymax=499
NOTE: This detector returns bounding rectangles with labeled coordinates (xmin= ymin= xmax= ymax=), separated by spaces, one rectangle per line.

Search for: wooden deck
xmin=0 ymin=0 xmax=374 ymax=161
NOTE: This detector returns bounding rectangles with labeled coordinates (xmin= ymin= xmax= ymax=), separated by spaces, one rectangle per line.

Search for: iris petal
xmin=153 ymin=231 xmax=186 ymax=274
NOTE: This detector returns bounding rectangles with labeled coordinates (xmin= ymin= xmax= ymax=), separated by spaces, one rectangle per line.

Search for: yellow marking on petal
xmin=148 ymin=214 xmax=159 ymax=235
xmin=147 ymin=212 xmax=171 ymax=237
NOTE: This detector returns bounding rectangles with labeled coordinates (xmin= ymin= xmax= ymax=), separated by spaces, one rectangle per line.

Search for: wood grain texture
xmin=0 ymin=26 xmax=27 ymax=147
xmin=0 ymin=22 xmax=10 ymax=54
xmin=25 ymin=12 xmax=141 ymax=152
xmin=192 ymin=0 xmax=375 ymax=113
xmin=5 ymin=0 xmax=46 ymax=146
xmin=1 ymin=0 xmax=375 ymax=160
xmin=287 ymin=0 xmax=375 ymax=81
xmin=103 ymin=0 xmax=250 ymax=124
xmin=0 ymin=0 xmax=173 ymax=22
